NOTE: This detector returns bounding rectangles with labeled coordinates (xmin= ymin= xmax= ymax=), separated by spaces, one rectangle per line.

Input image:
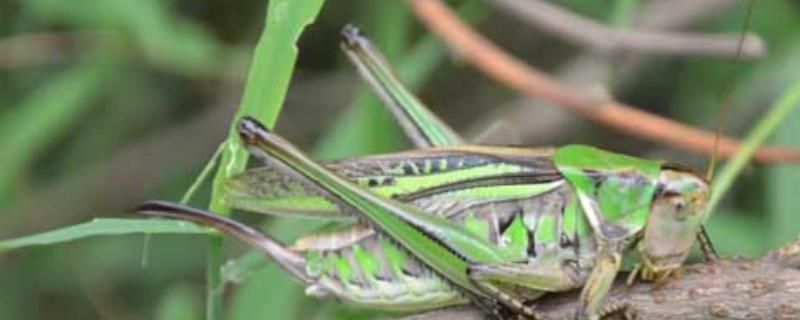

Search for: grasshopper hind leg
xmin=466 ymin=272 xmax=546 ymax=320
xmin=598 ymin=302 xmax=637 ymax=320
xmin=341 ymin=24 xmax=463 ymax=148
xmin=136 ymin=201 xmax=313 ymax=285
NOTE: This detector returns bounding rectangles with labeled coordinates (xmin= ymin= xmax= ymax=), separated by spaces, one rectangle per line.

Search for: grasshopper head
xmin=639 ymin=165 xmax=709 ymax=280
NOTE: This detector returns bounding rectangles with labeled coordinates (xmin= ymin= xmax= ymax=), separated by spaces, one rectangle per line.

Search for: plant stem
xmin=206 ymin=233 xmax=224 ymax=320
xmin=705 ymin=78 xmax=800 ymax=221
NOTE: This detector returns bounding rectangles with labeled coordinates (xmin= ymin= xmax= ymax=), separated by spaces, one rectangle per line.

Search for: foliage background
xmin=1 ymin=0 xmax=799 ymax=319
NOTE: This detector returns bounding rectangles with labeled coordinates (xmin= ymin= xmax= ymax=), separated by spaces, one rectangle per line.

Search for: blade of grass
xmin=203 ymin=1 xmax=325 ymax=319
xmin=0 ymin=218 xmax=207 ymax=252
xmin=705 ymin=78 xmax=800 ymax=222
xmin=766 ymin=100 xmax=800 ymax=248
xmin=180 ymin=143 xmax=224 ymax=205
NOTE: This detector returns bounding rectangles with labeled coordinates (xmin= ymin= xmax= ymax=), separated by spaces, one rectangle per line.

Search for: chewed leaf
xmin=0 ymin=218 xmax=208 ymax=253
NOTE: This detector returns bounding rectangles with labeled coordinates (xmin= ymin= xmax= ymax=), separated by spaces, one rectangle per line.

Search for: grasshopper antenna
xmin=699 ymin=0 xmax=757 ymax=262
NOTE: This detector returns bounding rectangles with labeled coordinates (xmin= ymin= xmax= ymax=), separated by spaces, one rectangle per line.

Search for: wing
xmin=223 ymin=145 xmax=562 ymax=220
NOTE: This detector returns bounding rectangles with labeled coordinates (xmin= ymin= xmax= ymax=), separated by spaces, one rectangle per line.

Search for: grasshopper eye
xmin=654 ymin=168 xmax=710 ymax=222
xmin=671 ymin=199 xmax=690 ymax=221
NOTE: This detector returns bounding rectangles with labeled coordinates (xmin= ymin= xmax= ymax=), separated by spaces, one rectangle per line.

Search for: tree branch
xmin=400 ymin=238 xmax=800 ymax=320
xmin=406 ymin=0 xmax=800 ymax=163
xmin=482 ymin=0 xmax=765 ymax=59
xmin=466 ymin=0 xmax=746 ymax=147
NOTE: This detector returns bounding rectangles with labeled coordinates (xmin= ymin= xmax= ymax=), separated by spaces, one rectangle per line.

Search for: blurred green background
xmin=1 ymin=0 xmax=799 ymax=319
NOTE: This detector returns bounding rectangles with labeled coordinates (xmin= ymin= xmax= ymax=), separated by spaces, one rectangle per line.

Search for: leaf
xmin=203 ymin=1 xmax=326 ymax=319
xmin=208 ymin=0 xmax=328 ymax=213
xmin=0 ymin=218 xmax=207 ymax=253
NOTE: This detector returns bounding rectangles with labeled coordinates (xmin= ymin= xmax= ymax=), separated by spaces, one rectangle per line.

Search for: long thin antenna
xmin=699 ymin=0 xmax=757 ymax=262
xmin=706 ymin=0 xmax=756 ymax=181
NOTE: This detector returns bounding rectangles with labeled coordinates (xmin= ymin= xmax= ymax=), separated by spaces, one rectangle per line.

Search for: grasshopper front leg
xmin=576 ymin=240 xmax=628 ymax=320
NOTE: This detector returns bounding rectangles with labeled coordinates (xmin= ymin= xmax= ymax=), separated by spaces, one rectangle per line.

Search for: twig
xmin=406 ymin=0 xmax=800 ymax=163
xmin=632 ymin=0 xmax=739 ymax=30
xmin=483 ymin=0 xmax=765 ymax=59
xmin=466 ymin=0 xmax=743 ymax=146
xmin=399 ymin=238 xmax=800 ymax=320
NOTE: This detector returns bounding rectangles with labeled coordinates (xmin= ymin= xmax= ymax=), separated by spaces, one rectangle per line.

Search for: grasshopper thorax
xmin=639 ymin=166 xmax=710 ymax=279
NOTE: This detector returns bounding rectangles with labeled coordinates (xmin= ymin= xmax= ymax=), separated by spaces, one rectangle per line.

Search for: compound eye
xmin=674 ymin=200 xmax=685 ymax=212
xmin=672 ymin=199 xmax=689 ymax=220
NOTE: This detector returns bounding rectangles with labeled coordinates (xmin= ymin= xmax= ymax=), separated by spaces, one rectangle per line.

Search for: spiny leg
xmin=696 ymin=226 xmax=719 ymax=262
xmin=467 ymin=278 xmax=544 ymax=320
xmin=341 ymin=25 xmax=463 ymax=148
xmin=135 ymin=201 xmax=312 ymax=285
xmin=598 ymin=301 xmax=637 ymax=320
xmin=467 ymin=261 xmax=582 ymax=292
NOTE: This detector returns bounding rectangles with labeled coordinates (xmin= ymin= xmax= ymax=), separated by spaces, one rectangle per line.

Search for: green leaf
xmin=0 ymin=218 xmax=207 ymax=253
xmin=203 ymin=1 xmax=326 ymax=319
xmin=208 ymin=0 xmax=328 ymax=215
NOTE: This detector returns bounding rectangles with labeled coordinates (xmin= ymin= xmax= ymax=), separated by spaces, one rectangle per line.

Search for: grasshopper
xmin=137 ymin=25 xmax=714 ymax=320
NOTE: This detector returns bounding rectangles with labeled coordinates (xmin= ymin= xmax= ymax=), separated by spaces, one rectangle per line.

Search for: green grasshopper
xmin=137 ymin=25 xmax=713 ymax=320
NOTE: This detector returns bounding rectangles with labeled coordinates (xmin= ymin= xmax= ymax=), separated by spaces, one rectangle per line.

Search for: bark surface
xmin=398 ymin=239 xmax=800 ymax=320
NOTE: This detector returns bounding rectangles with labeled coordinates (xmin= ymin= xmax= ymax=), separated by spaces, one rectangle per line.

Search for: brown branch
xmin=466 ymin=0 xmax=743 ymax=147
xmin=406 ymin=0 xmax=800 ymax=164
xmin=632 ymin=0 xmax=740 ymax=30
xmin=400 ymin=238 xmax=800 ymax=320
xmin=483 ymin=0 xmax=765 ymax=59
